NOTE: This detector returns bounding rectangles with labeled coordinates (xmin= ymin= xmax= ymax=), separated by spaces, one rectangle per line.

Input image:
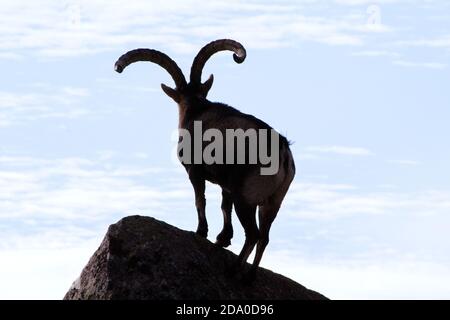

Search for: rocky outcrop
xmin=64 ymin=215 xmax=327 ymax=300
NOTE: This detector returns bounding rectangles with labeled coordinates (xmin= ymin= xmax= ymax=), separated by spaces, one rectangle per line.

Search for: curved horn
xmin=115 ymin=49 xmax=187 ymax=89
xmin=190 ymin=39 xmax=246 ymax=85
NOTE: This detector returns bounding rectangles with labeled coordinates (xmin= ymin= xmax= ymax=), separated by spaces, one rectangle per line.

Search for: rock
xmin=64 ymin=215 xmax=327 ymax=300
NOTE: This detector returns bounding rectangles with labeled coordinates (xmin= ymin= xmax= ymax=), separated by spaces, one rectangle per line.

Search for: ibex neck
xmin=177 ymin=103 xmax=188 ymax=128
xmin=177 ymin=98 xmax=209 ymax=128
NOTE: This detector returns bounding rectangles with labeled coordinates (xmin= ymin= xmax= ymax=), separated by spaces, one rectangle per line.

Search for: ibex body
xmin=115 ymin=40 xmax=295 ymax=281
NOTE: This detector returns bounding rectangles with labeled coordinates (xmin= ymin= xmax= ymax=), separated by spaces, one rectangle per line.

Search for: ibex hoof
xmin=216 ymin=229 xmax=233 ymax=248
xmin=215 ymin=238 xmax=231 ymax=248
xmin=195 ymin=228 xmax=208 ymax=238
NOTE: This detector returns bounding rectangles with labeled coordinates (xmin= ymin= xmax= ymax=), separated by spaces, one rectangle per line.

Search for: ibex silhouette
xmin=115 ymin=39 xmax=295 ymax=282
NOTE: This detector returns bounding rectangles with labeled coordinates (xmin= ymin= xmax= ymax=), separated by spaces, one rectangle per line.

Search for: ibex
xmin=115 ymin=39 xmax=295 ymax=281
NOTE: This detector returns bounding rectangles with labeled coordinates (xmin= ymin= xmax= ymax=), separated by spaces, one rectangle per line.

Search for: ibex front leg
xmin=188 ymin=169 xmax=208 ymax=238
xmin=215 ymin=189 xmax=233 ymax=247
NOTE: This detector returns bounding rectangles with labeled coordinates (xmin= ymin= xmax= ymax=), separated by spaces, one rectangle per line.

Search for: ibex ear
xmin=161 ymin=83 xmax=180 ymax=103
xmin=200 ymin=74 xmax=214 ymax=97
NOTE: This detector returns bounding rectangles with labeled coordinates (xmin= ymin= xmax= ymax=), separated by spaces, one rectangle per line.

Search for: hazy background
xmin=1 ymin=0 xmax=449 ymax=299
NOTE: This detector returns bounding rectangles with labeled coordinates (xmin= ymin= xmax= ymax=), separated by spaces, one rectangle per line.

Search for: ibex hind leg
xmin=242 ymin=203 xmax=280 ymax=284
xmin=245 ymin=168 xmax=294 ymax=282
xmin=226 ymin=198 xmax=258 ymax=276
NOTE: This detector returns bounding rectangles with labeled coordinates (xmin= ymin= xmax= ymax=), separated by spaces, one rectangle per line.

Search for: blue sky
xmin=1 ymin=0 xmax=450 ymax=299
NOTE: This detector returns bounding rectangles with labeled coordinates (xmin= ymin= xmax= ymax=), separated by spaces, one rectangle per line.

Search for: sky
xmin=0 ymin=0 xmax=450 ymax=299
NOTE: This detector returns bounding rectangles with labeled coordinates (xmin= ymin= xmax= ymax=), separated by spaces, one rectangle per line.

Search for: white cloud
xmin=133 ymin=152 xmax=150 ymax=159
xmin=0 ymin=155 xmax=191 ymax=222
xmin=305 ymin=145 xmax=374 ymax=156
xmin=0 ymin=0 xmax=396 ymax=58
xmin=334 ymin=0 xmax=403 ymax=5
xmin=0 ymin=153 xmax=207 ymax=298
xmin=263 ymin=250 xmax=450 ymax=299
xmin=296 ymin=153 xmax=322 ymax=161
xmin=388 ymin=159 xmax=421 ymax=166
xmin=4 ymin=230 xmax=450 ymax=299
xmin=0 ymin=52 xmax=23 ymax=60
xmin=393 ymin=60 xmax=448 ymax=69
xmin=1 ymin=153 xmax=450 ymax=299
xmin=0 ymin=246 xmax=98 ymax=299
xmin=4 ymin=244 xmax=449 ymax=299
xmin=284 ymin=182 xmax=450 ymax=220
xmin=0 ymin=86 xmax=90 ymax=126
xmin=398 ymin=35 xmax=450 ymax=49
xmin=351 ymin=50 xmax=401 ymax=57
xmin=61 ymin=86 xmax=90 ymax=97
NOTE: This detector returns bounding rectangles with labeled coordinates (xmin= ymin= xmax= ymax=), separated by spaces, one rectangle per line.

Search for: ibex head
xmin=114 ymin=39 xmax=246 ymax=103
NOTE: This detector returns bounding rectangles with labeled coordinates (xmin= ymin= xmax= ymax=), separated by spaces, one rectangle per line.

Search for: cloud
xmin=397 ymin=35 xmax=450 ymax=49
xmin=334 ymin=0 xmax=403 ymax=5
xmin=284 ymin=182 xmax=450 ymax=220
xmin=1 ymin=153 xmax=450 ymax=299
xmin=263 ymin=250 xmax=450 ymax=299
xmin=0 ymin=246 xmax=98 ymax=299
xmin=0 ymin=156 xmax=192 ymax=222
xmin=0 ymin=0 xmax=396 ymax=58
xmin=0 ymin=86 xmax=90 ymax=126
xmin=0 ymin=52 xmax=23 ymax=60
xmin=393 ymin=35 xmax=450 ymax=69
xmin=133 ymin=152 xmax=150 ymax=159
xmin=388 ymin=159 xmax=421 ymax=166
xmin=296 ymin=153 xmax=322 ymax=161
xmin=393 ymin=60 xmax=448 ymax=69
xmin=351 ymin=50 xmax=401 ymax=57
xmin=0 ymin=154 xmax=209 ymax=298
xmin=3 ymin=244 xmax=449 ymax=299
xmin=305 ymin=145 xmax=374 ymax=156
xmin=2 ymin=0 xmax=447 ymax=74
xmin=61 ymin=86 xmax=90 ymax=97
